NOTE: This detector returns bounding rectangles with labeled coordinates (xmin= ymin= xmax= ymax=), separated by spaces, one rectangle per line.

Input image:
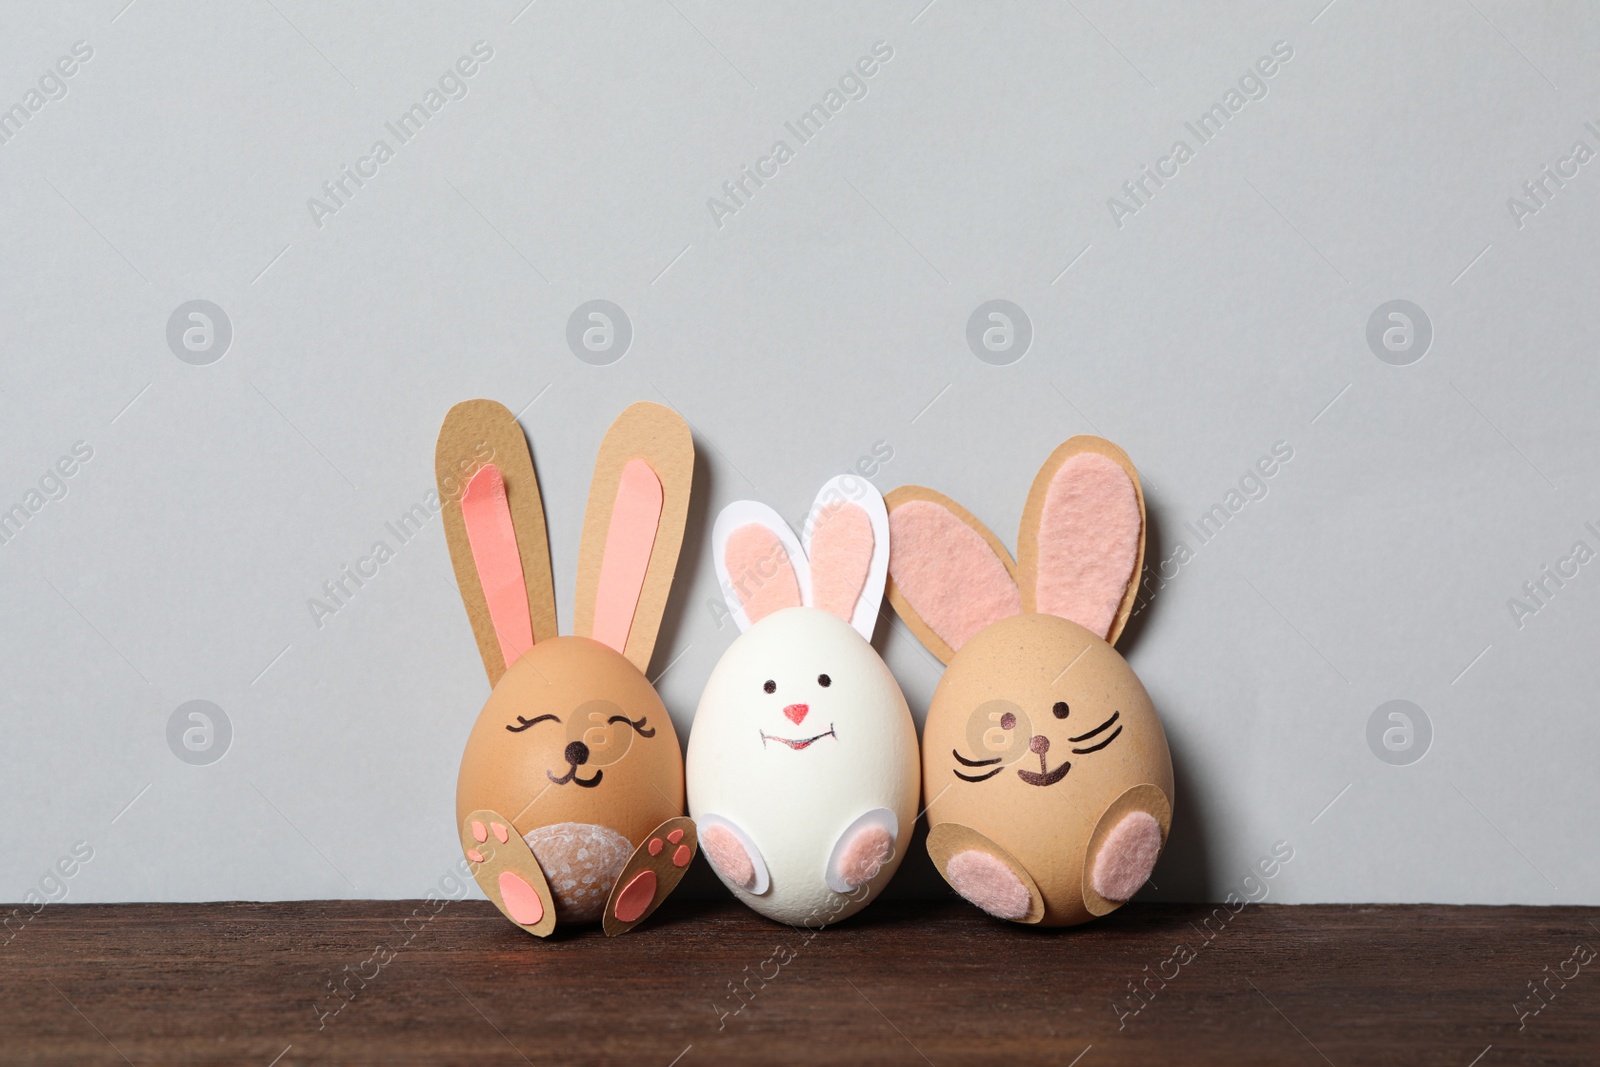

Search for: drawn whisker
xmin=954 ymin=767 xmax=1003 ymax=783
xmin=1068 ymin=710 xmax=1118 ymax=744
xmin=1070 ymin=725 xmax=1122 ymax=755
xmin=953 ymin=749 xmax=1002 ymax=768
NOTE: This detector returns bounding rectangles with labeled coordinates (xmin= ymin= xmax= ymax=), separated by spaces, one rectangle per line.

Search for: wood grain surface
xmin=1 ymin=900 xmax=1595 ymax=1065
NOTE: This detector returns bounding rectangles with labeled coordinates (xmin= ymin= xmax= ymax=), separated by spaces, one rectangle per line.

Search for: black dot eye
xmin=999 ymin=712 xmax=1017 ymax=730
xmin=763 ymin=680 xmax=776 ymax=694
xmin=817 ymin=674 xmax=831 ymax=687
xmin=1052 ymin=701 xmax=1070 ymax=719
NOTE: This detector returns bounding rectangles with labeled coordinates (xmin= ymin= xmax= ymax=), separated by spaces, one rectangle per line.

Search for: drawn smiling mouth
xmin=1017 ymin=735 xmax=1071 ymax=787
xmin=759 ymin=724 xmax=837 ymax=750
xmin=547 ymin=764 xmax=603 ymax=787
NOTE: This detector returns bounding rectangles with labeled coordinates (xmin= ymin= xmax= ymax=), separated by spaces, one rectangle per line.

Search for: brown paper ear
xmin=1016 ymin=436 xmax=1145 ymax=646
xmin=437 ymin=399 xmax=558 ymax=687
xmin=883 ymin=486 xmax=1022 ymax=666
xmin=573 ymin=402 xmax=694 ymax=674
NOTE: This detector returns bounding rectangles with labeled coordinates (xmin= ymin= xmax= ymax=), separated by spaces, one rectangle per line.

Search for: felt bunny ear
xmin=573 ymin=402 xmax=695 ymax=674
xmin=801 ymin=475 xmax=890 ymax=641
xmin=713 ymin=501 xmax=807 ymax=634
xmin=884 ymin=487 xmax=1022 ymax=666
xmin=1016 ymin=436 xmax=1145 ymax=646
xmin=437 ymin=399 xmax=558 ymax=687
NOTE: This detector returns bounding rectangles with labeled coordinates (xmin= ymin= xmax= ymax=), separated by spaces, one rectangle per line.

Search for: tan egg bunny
xmin=885 ymin=436 xmax=1174 ymax=926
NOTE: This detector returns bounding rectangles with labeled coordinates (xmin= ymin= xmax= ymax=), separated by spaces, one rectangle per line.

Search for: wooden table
xmin=1 ymin=899 xmax=1595 ymax=1065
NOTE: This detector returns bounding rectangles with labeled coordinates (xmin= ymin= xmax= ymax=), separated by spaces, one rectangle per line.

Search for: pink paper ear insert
xmin=591 ymin=458 xmax=662 ymax=655
xmin=887 ymin=501 xmax=1020 ymax=653
xmin=809 ymin=501 xmax=873 ymax=623
xmin=1034 ymin=453 xmax=1140 ymax=639
xmin=725 ymin=523 xmax=802 ymax=624
xmin=461 ymin=465 xmax=535 ymax=668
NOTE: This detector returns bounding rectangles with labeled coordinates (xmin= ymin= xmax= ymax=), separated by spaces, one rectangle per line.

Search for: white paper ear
xmin=802 ymin=475 xmax=890 ymax=642
xmin=712 ymin=501 xmax=808 ymax=633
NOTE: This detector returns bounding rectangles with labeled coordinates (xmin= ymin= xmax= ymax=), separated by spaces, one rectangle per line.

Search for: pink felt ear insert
xmin=1034 ymin=453 xmax=1140 ymax=639
xmin=1092 ymin=810 xmax=1162 ymax=901
xmin=810 ymin=501 xmax=873 ymax=623
xmin=945 ymin=849 xmax=1030 ymax=921
xmin=461 ymin=465 xmax=535 ymax=668
xmin=591 ymin=458 xmax=662 ymax=655
xmin=702 ymin=824 xmax=756 ymax=890
xmin=888 ymin=501 xmax=1020 ymax=652
xmin=725 ymin=523 xmax=802 ymax=624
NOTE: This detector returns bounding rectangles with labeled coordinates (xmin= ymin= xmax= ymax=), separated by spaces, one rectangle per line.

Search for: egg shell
xmin=688 ymin=607 xmax=919 ymax=926
xmin=457 ymin=635 xmax=684 ymax=881
xmin=922 ymin=612 xmax=1173 ymax=926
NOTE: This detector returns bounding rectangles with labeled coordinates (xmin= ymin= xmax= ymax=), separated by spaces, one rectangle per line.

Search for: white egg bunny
xmin=688 ymin=476 xmax=919 ymax=927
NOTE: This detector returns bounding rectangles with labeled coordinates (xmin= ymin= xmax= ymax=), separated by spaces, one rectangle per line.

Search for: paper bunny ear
xmin=801 ymin=475 xmax=890 ymax=641
xmin=884 ymin=487 xmax=1022 ymax=666
xmin=713 ymin=501 xmax=807 ymax=634
xmin=437 ymin=399 xmax=558 ymax=687
xmin=1016 ymin=436 xmax=1145 ymax=646
xmin=573 ymin=402 xmax=695 ymax=674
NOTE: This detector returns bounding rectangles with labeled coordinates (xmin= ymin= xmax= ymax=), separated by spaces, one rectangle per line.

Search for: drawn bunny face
xmin=437 ymin=400 xmax=699 ymax=937
xmin=456 ymin=636 xmax=682 ymax=833
xmin=886 ymin=436 xmax=1174 ymax=927
xmin=687 ymin=476 xmax=919 ymax=926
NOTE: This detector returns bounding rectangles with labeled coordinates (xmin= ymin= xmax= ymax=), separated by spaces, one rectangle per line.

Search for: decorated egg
xmin=688 ymin=477 xmax=919 ymax=926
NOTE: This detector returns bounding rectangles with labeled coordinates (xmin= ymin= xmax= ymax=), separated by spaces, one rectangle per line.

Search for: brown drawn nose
xmin=565 ymin=740 xmax=590 ymax=766
xmin=1029 ymin=734 xmax=1050 ymax=755
xmin=783 ymin=703 xmax=809 ymax=725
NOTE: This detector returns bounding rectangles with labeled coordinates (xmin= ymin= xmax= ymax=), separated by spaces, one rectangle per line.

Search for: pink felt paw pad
xmin=1092 ymin=811 xmax=1162 ymax=901
xmin=648 ymin=837 xmax=663 ymax=856
xmin=491 ymin=822 xmax=509 ymax=844
xmin=703 ymin=825 xmax=756 ymax=890
xmin=470 ymin=820 xmax=488 ymax=843
xmin=672 ymin=844 xmax=692 ymax=867
xmin=946 ymin=850 xmax=1031 ymax=921
xmin=836 ymin=826 xmax=892 ymax=890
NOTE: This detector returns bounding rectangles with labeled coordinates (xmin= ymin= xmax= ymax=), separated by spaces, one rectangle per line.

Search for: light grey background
xmin=3 ymin=0 xmax=1596 ymax=906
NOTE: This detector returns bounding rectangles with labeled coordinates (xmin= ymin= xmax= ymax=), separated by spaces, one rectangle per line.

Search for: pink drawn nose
xmin=783 ymin=703 xmax=809 ymax=724
xmin=1029 ymin=734 xmax=1050 ymax=755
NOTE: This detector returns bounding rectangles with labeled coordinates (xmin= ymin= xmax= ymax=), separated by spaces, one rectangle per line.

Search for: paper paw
xmin=926 ymin=822 xmax=1044 ymax=924
xmin=462 ymin=809 xmax=557 ymax=938
xmin=603 ymin=817 xmax=698 ymax=936
xmin=695 ymin=814 xmax=769 ymax=895
xmin=825 ymin=808 xmax=898 ymax=892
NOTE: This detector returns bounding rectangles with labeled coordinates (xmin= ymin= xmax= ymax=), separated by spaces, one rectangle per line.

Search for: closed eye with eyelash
xmin=607 ymin=714 xmax=655 ymax=737
xmin=506 ymin=713 xmax=560 ymax=733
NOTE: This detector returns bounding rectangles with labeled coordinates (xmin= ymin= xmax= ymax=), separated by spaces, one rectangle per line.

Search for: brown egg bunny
xmin=438 ymin=399 xmax=698 ymax=936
